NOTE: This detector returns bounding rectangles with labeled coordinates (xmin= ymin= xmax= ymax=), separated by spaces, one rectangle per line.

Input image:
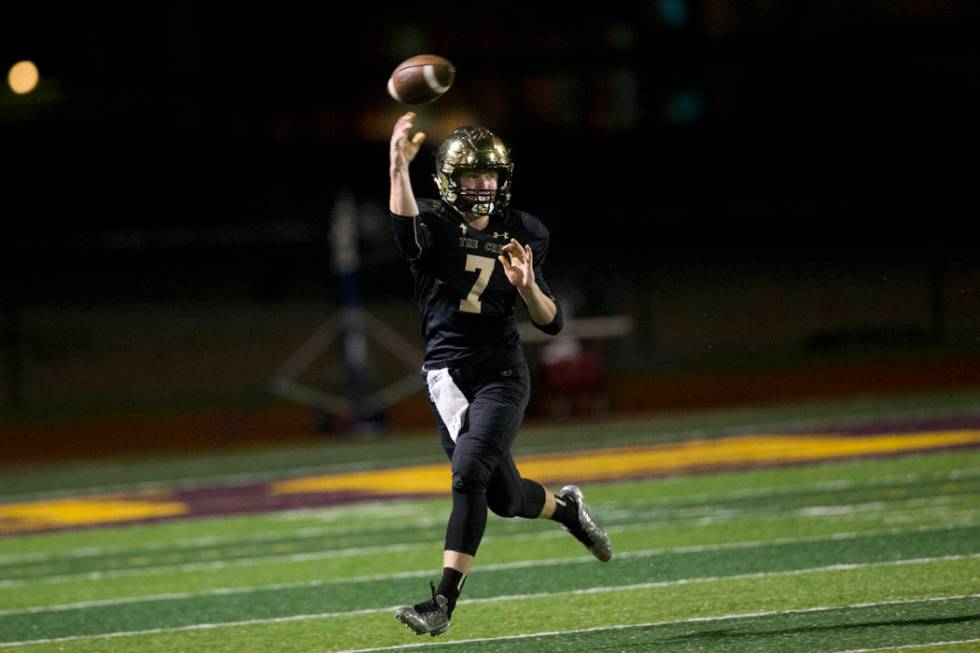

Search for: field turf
xmin=1 ymin=392 xmax=978 ymax=652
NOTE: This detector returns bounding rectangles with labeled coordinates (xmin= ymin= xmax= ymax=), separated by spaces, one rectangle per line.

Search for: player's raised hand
xmin=499 ymin=239 xmax=535 ymax=291
xmin=390 ymin=112 xmax=426 ymax=175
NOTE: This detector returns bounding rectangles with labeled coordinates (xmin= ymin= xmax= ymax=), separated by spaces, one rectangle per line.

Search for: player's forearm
xmin=389 ymin=168 xmax=419 ymax=217
xmin=518 ymin=283 xmax=557 ymax=327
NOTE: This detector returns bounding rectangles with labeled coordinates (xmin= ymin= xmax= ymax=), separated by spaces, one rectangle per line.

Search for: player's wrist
xmin=390 ymin=164 xmax=410 ymax=180
xmin=516 ymin=280 xmax=538 ymax=298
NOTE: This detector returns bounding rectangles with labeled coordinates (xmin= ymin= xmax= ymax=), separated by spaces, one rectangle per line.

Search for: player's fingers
xmin=411 ymin=132 xmax=426 ymax=147
xmin=498 ymin=255 xmax=512 ymax=272
xmin=525 ymin=244 xmax=533 ymax=264
xmin=506 ymin=239 xmax=525 ymax=261
xmin=393 ymin=113 xmax=414 ymax=137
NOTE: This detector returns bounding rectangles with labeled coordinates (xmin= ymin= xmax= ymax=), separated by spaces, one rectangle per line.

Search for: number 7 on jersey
xmin=459 ymin=254 xmax=495 ymax=314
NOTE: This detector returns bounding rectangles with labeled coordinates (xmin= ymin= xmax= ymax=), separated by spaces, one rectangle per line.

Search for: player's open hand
xmin=390 ymin=112 xmax=426 ymax=175
xmin=499 ymin=239 xmax=536 ymax=291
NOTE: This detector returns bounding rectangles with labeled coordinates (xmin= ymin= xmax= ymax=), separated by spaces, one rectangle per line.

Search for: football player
xmin=388 ymin=112 xmax=612 ymax=637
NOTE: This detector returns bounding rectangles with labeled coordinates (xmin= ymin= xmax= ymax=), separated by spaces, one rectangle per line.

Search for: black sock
xmin=549 ymin=494 xmax=578 ymax=528
xmin=436 ymin=567 xmax=465 ymax=615
xmin=551 ymin=494 xmax=594 ymax=548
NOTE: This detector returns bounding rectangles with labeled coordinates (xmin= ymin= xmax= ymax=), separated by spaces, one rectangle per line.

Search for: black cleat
xmin=394 ymin=582 xmax=451 ymax=637
xmin=558 ymin=484 xmax=613 ymax=562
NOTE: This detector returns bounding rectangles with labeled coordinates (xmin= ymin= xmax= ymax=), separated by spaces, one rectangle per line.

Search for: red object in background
xmin=537 ymin=339 xmax=607 ymax=395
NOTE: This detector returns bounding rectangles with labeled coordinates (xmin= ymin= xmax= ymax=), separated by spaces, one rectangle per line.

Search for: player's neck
xmin=462 ymin=213 xmax=490 ymax=231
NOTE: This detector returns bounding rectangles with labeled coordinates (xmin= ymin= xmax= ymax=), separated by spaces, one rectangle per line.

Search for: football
xmin=387 ymin=54 xmax=456 ymax=105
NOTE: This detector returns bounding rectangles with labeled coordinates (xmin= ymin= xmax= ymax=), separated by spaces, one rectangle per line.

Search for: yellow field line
xmin=2 ymin=429 xmax=977 ymax=534
xmin=271 ymin=429 xmax=980 ymax=496
xmin=0 ymin=497 xmax=187 ymax=534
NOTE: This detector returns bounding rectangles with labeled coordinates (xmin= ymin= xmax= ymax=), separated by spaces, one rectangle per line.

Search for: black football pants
xmin=426 ymin=362 xmax=547 ymax=557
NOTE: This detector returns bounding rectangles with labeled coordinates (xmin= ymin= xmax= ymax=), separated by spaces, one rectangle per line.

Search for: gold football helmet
xmin=434 ymin=126 xmax=513 ymax=216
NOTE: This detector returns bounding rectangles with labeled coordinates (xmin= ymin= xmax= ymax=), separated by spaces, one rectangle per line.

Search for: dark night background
xmin=2 ymin=3 xmax=978 ymax=455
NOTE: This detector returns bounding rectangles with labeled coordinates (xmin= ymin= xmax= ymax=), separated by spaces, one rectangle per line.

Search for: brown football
xmin=387 ymin=54 xmax=456 ymax=105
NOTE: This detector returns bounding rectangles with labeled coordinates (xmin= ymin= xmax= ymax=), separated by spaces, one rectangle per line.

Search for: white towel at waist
xmin=425 ymin=368 xmax=469 ymax=442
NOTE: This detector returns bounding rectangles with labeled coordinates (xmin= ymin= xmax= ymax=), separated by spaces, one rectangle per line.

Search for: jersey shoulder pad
xmin=417 ymin=197 xmax=450 ymax=217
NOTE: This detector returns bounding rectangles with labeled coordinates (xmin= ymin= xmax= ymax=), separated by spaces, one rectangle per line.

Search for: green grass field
xmin=1 ymin=392 xmax=979 ymax=652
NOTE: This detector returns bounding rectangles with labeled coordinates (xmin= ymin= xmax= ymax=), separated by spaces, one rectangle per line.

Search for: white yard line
xmin=1 ymin=586 xmax=975 ymax=650
xmin=333 ymin=599 xmax=980 ymax=653
xmin=0 ymin=532 xmax=976 ymax=617
xmin=0 ymin=533 xmax=870 ymax=615
xmin=336 ymin=631 xmax=980 ymax=653
xmin=2 ymin=485 xmax=977 ymax=566
xmin=0 ymin=540 xmax=440 ymax=589
xmin=829 ymin=639 xmax=980 ymax=653
xmin=0 ymin=513 xmax=450 ymax=565
xmin=2 ymin=517 xmax=977 ymax=591
xmin=605 ymin=471 xmax=980 ymax=513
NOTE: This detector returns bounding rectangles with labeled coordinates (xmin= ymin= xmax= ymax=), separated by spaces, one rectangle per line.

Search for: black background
xmin=3 ymin=3 xmax=978 ymax=305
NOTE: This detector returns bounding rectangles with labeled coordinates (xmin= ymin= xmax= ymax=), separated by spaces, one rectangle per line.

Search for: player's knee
xmin=451 ymin=458 xmax=491 ymax=494
xmin=451 ymin=472 xmax=487 ymax=494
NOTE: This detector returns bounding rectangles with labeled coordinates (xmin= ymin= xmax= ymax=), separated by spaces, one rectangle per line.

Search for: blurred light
xmin=667 ymin=89 xmax=705 ymax=125
xmin=603 ymin=23 xmax=638 ymax=51
xmin=432 ymin=110 xmax=481 ymax=142
xmin=8 ymin=60 xmax=40 ymax=95
xmin=660 ymin=0 xmax=689 ymax=28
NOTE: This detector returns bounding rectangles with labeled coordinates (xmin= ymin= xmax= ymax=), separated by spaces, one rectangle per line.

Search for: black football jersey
xmin=391 ymin=199 xmax=563 ymax=369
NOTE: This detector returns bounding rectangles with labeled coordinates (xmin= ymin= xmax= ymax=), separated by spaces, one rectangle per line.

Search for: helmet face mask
xmin=434 ymin=126 xmax=513 ymax=217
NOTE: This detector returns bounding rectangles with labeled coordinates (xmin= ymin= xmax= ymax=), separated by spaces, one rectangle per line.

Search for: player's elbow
xmin=390 ymin=213 xmax=426 ymax=260
xmin=533 ymin=309 xmax=564 ymax=336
